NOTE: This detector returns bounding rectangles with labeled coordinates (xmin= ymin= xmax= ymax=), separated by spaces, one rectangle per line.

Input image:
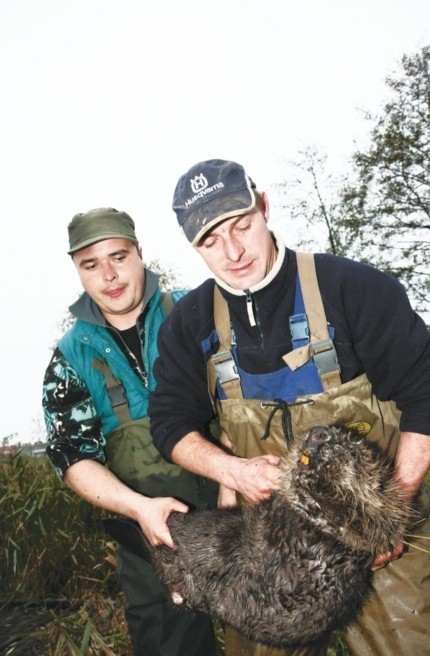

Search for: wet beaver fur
xmin=151 ymin=426 xmax=412 ymax=648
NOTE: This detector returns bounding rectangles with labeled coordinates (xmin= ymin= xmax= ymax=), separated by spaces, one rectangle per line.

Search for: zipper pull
xmin=245 ymin=290 xmax=256 ymax=327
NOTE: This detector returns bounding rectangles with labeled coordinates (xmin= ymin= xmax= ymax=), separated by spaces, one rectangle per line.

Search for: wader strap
xmin=92 ymin=357 xmax=133 ymax=425
xmin=92 ymin=293 xmax=174 ymax=426
xmin=208 ymin=286 xmax=243 ymax=401
xmin=296 ymin=252 xmax=342 ymax=390
xmin=160 ymin=291 xmax=174 ymax=316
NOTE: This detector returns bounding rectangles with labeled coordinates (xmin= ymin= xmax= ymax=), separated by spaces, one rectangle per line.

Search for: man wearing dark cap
xmin=42 ymin=207 xmax=217 ymax=656
xmin=149 ymin=160 xmax=430 ymax=656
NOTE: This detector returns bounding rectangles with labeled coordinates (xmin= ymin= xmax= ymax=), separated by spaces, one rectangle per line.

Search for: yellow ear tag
xmin=300 ymin=453 xmax=310 ymax=466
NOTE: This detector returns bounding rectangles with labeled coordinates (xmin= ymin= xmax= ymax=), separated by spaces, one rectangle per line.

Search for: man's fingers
xmin=371 ymin=541 xmax=405 ymax=570
xmin=170 ymin=499 xmax=189 ymax=514
xmin=263 ymin=454 xmax=281 ymax=465
xmin=153 ymin=528 xmax=176 ymax=550
xmin=371 ymin=552 xmax=392 ymax=571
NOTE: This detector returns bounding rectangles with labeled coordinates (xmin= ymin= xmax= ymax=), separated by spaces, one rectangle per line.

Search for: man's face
xmin=72 ymin=238 xmax=145 ymax=327
xmin=194 ymin=195 xmax=277 ymax=290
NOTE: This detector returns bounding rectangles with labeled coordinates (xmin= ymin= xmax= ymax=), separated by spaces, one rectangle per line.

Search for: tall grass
xmin=0 ymin=451 xmax=131 ymax=655
xmin=0 ymin=451 xmax=354 ymax=655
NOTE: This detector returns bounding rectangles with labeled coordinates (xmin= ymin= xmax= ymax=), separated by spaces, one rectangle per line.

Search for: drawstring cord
xmin=260 ymin=398 xmax=315 ymax=446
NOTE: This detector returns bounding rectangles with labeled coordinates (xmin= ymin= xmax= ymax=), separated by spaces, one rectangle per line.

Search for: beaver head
xmin=278 ymin=425 xmax=412 ymax=555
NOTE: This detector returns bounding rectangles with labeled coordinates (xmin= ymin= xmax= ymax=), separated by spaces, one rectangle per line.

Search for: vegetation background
xmin=277 ymin=46 xmax=430 ymax=321
xmin=0 ymin=452 xmax=351 ymax=655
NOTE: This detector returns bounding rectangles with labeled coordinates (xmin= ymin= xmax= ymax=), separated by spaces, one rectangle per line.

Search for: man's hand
xmin=371 ymin=539 xmax=405 ymax=571
xmin=370 ymin=431 xmax=430 ymax=571
xmin=64 ymin=460 xmax=190 ymax=550
xmin=171 ymin=431 xmax=282 ymax=505
xmin=135 ymin=496 xmax=189 ymax=549
xmin=230 ymin=454 xmax=282 ymax=504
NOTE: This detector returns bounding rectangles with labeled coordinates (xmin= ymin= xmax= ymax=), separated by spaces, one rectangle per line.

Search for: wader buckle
xmin=311 ymin=339 xmax=340 ymax=376
xmin=211 ymin=350 xmax=240 ymax=385
xmin=289 ymin=313 xmax=309 ymax=342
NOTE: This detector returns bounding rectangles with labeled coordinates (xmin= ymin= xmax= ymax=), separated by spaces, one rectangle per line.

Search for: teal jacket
xmin=43 ymin=268 xmax=186 ymax=477
xmin=59 ymin=270 xmax=182 ymax=435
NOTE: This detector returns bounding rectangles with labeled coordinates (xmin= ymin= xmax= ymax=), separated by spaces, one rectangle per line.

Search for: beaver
xmin=150 ymin=425 xmax=412 ymax=649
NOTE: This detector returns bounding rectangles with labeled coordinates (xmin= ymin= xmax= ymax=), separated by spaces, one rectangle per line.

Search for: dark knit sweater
xmin=149 ymin=248 xmax=430 ymax=461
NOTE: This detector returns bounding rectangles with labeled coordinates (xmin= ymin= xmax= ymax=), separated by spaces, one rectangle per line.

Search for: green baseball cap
xmin=67 ymin=207 xmax=138 ymax=254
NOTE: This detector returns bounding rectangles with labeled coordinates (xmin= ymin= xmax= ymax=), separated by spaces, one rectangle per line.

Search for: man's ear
xmin=261 ymin=192 xmax=270 ymax=221
xmin=138 ymin=245 xmax=143 ymax=260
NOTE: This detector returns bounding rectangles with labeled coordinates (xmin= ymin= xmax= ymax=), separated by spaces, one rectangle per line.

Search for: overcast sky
xmin=1 ymin=0 xmax=429 ymax=443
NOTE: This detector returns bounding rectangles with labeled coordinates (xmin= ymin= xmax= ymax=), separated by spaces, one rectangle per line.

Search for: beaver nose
xmin=306 ymin=426 xmax=330 ymax=446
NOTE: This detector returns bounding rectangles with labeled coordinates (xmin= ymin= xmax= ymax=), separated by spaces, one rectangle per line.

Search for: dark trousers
xmin=117 ymin=544 xmax=217 ymax=656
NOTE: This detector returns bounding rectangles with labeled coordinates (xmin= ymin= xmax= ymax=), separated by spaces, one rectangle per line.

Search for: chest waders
xmin=93 ymin=357 xmax=216 ymax=508
xmin=93 ymin=356 xmax=217 ymax=656
xmin=208 ymin=253 xmax=430 ymax=656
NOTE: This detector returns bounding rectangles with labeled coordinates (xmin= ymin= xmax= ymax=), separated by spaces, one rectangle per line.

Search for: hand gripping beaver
xmin=116 ymin=426 xmax=412 ymax=648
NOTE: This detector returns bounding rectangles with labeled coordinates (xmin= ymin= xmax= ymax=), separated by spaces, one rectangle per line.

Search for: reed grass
xmin=7 ymin=449 xmax=420 ymax=654
xmin=0 ymin=451 xmax=131 ymax=654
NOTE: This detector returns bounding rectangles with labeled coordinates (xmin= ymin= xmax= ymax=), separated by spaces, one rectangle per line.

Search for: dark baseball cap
xmin=67 ymin=207 xmax=138 ymax=254
xmin=172 ymin=159 xmax=257 ymax=245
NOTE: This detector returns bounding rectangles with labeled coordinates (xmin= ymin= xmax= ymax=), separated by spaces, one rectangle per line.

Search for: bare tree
xmin=277 ymin=46 xmax=430 ymax=316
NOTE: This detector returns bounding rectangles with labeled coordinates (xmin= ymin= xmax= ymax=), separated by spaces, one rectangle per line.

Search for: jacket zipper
xmin=245 ymin=290 xmax=265 ymax=350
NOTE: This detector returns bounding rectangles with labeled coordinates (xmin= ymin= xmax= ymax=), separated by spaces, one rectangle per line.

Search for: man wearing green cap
xmin=149 ymin=160 xmax=430 ymax=656
xmin=42 ymin=207 xmax=217 ymax=656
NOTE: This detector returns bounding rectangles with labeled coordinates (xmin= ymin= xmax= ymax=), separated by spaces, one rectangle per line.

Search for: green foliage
xmin=339 ymin=46 xmax=430 ymax=313
xmin=0 ymin=454 xmax=353 ymax=655
xmin=277 ymin=45 xmax=430 ymax=316
xmin=328 ymin=636 xmax=352 ymax=656
xmin=0 ymin=453 xmax=131 ymax=655
xmin=0 ymin=455 xmax=110 ymax=598
xmin=0 ymin=454 xmax=355 ymax=655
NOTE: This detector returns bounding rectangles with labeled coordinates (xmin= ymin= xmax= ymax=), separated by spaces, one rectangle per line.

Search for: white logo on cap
xmin=184 ymin=175 xmax=224 ymax=208
xmin=190 ymin=174 xmax=208 ymax=194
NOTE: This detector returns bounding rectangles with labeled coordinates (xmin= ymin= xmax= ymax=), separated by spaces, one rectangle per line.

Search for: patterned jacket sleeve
xmin=42 ymin=346 xmax=107 ymax=480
